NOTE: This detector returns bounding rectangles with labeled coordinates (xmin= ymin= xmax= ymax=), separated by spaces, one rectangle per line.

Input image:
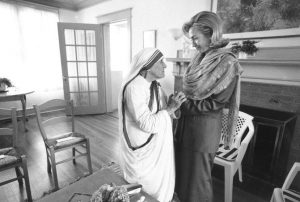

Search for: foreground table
xmin=0 ymin=87 xmax=34 ymax=132
xmin=37 ymin=168 xmax=158 ymax=202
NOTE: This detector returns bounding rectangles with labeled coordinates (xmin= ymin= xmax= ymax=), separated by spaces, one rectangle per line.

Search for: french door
xmin=57 ymin=23 xmax=106 ymax=114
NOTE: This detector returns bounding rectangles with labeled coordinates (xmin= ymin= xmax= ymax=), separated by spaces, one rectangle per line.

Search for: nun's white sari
xmin=118 ymin=48 xmax=175 ymax=202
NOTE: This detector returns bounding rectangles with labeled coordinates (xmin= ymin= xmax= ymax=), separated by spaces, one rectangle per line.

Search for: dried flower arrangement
xmin=231 ymin=40 xmax=259 ymax=55
xmin=0 ymin=78 xmax=13 ymax=91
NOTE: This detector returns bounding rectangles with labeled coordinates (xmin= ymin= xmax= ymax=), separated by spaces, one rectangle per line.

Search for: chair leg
xmin=238 ymin=165 xmax=243 ymax=182
xmin=47 ymin=156 xmax=51 ymax=173
xmin=72 ymin=147 xmax=76 ymax=164
xmin=21 ymin=156 xmax=32 ymax=202
xmin=46 ymin=148 xmax=51 ymax=173
xmin=224 ymin=166 xmax=234 ymax=202
xmin=15 ymin=166 xmax=23 ymax=186
xmin=86 ymin=139 xmax=93 ymax=174
xmin=49 ymin=148 xmax=59 ymax=191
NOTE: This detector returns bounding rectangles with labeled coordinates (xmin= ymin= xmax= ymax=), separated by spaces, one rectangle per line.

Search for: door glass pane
xmin=78 ymin=62 xmax=87 ymax=76
xmin=70 ymin=93 xmax=89 ymax=106
xmin=70 ymin=93 xmax=79 ymax=106
xmin=86 ymin=30 xmax=95 ymax=45
xmin=64 ymin=29 xmax=75 ymax=45
xmin=66 ymin=46 xmax=76 ymax=61
xmin=87 ymin=47 xmax=96 ymax=61
xmin=67 ymin=62 xmax=77 ymax=76
xmin=78 ymin=78 xmax=88 ymax=92
xmin=88 ymin=62 xmax=97 ymax=76
xmin=79 ymin=93 xmax=89 ymax=106
xmin=76 ymin=46 xmax=86 ymax=61
xmin=89 ymin=78 xmax=98 ymax=91
xmin=90 ymin=92 xmax=98 ymax=106
xmin=69 ymin=78 xmax=78 ymax=92
xmin=75 ymin=30 xmax=85 ymax=45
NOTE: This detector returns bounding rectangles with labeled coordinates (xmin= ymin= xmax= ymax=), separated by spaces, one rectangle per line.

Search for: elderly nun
xmin=118 ymin=48 xmax=185 ymax=202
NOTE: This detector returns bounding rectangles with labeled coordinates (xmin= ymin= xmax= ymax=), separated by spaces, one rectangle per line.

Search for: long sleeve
xmin=181 ymin=78 xmax=237 ymax=115
xmin=125 ymin=83 xmax=168 ymax=134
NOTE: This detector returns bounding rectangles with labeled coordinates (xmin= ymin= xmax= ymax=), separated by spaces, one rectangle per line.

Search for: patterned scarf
xmin=183 ymin=41 xmax=243 ymax=149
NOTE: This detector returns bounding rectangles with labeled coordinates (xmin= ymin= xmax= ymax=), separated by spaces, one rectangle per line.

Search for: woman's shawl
xmin=183 ymin=48 xmax=243 ymax=149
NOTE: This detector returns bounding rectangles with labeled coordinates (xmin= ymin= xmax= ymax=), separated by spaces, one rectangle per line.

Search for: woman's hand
xmin=166 ymin=91 xmax=186 ymax=115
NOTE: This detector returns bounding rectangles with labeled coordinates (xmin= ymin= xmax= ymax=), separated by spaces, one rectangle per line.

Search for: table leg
xmin=20 ymin=95 xmax=28 ymax=132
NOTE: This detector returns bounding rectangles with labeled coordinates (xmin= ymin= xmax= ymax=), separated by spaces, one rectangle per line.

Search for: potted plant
xmin=231 ymin=40 xmax=259 ymax=59
xmin=0 ymin=77 xmax=13 ymax=92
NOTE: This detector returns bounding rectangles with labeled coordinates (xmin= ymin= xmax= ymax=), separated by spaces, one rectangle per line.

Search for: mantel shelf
xmin=239 ymin=59 xmax=300 ymax=66
xmin=166 ymin=57 xmax=300 ymax=66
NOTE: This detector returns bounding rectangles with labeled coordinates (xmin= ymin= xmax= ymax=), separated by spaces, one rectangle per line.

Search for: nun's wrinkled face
xmin=189 ymin=27 xmax=211 ymax=52
xmin=148 ymin=59 xmax=167 ymax=79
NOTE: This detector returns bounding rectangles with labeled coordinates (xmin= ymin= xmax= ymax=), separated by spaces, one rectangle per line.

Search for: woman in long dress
xmin=119 ymin=48 xmax=185 ymax=202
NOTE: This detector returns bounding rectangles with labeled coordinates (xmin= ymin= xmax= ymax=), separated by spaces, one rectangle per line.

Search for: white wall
xmin=75 ymin=0 xmax=300 ymax=93
xmin=75 ymin=0 xmax=212 ymax=95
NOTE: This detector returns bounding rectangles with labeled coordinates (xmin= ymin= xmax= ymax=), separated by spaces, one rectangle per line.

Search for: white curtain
xmin=0 ymin=1 xmax=62 ymax=92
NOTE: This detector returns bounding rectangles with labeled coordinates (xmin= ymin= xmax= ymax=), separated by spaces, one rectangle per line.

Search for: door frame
xmin=97 ymin=8 xmax=132 ymax=112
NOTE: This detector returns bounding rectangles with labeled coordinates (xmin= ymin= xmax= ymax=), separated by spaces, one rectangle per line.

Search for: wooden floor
xmin=0 ymin=112 xmax=269 ymax=202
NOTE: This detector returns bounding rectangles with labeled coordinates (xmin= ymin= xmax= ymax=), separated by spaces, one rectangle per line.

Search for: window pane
xmin=78 ymin=62 xmax=87 ymax=76
xmin=78 ymin=78 xmax=88 ymax=92
xmin=69 ymin=78 xmax=78 ymax=92
xmin=87 ymin=47 xmax=96 ymax=61
xmin=76 ymin=46 xmax=86 ymax=61
xmin=89 ymin=78 xmax=98 ymax=91
xmin=71 ymin=93 xmax=89 ymax=106
xmin=88 ymin=62 xmax=97 ymax=76
xmin=70 ymin=93 xmax=79 ymax=106
xmin=64 ymin=29 xmax=75 ymax=45
xmin=79 ymin=93 xmax=89 ymax=106
xmin=67 ymin=62 xmax=77 ymax=76
xmin=90 ymin=92 xmax=98 ymax=106
xmin=86 ymin=30 xmax=95 ymax=45
xmin=66 ymin=46 xmax=76 ymax=61
xmin=75 ymin=30 xmax=85 ymax=45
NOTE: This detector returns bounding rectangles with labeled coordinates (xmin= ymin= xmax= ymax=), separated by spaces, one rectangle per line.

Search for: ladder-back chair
xmin=214 ymin=109 xmax=254 ymax=202
xmin=0 ymin=107 xmax=32 ymax=202
xmin=33 ymin=99 xmax=92 ymax=191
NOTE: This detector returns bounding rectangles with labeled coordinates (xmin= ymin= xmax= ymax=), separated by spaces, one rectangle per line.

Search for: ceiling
xmin=21 ymin=0 xmax=109 ymax=11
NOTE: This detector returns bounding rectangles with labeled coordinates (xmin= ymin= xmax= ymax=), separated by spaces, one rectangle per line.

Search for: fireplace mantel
xmin=166 ymin=57 xmax=300 ymax=86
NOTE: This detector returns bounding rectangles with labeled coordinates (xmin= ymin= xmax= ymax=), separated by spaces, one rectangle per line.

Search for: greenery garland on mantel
xmin=231 ymin=40 xmax=259 ymax=56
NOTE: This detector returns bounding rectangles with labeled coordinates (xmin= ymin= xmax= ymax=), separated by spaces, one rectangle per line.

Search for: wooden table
xmin=37 ymin=168 xmax=158 ymax=202
xmin=0 ymin=87 xmax=34 ymax=132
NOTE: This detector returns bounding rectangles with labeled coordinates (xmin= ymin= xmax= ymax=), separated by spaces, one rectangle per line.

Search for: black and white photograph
xmin=0 ymin=0 xmax=299 ymax=202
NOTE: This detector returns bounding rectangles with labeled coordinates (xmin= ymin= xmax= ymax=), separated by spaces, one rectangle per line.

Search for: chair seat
xmin=0 ymin=147 xmax=22 ymax=168
xmin=216 ymin=144 xmax=238 ymax=161
xmin=46 ymin=132 xmax=86 ymax=150
xmin=283 ymin=189 xmax=300 ymax=202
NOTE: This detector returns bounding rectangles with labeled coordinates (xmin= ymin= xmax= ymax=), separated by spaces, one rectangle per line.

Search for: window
xmin=0 ymin=1 xmax=61 ymax=91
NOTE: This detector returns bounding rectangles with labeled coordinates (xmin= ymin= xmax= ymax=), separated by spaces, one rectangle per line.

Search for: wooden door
xmin=58 ymin=23 xmax=106 ymax=114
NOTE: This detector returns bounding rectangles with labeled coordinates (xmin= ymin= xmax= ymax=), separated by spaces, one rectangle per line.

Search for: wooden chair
xmin=0 ymin=107 xmax=32 ymax=202
xmin=270 ymin=162 xmax=300 ymax=202
xmin=214 ymin=109 xmax=254 ymax=202
xmin=33 ymin=99 xmax=93 ymax=191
